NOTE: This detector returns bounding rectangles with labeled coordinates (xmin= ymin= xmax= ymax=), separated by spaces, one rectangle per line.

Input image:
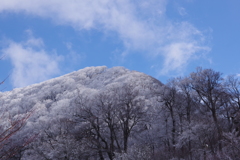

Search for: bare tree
xmin=115 ymin=84 xmax=147 ymax=152
xmin=74 ymin=83 xmax=148 ymax=160
xmin=171 ymin=77 xmax=199 ymax=159
xmin=0 ymin=110 xmax=36 ymax=159
xmin=155 ymin=79 xmax=186 ymax=159
xmin=189 ymin=67 xmax=225 ymax=152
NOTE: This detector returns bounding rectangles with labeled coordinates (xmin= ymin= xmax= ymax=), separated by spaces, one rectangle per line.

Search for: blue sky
xmin=0 ymin=0 xmax=239 ymax=90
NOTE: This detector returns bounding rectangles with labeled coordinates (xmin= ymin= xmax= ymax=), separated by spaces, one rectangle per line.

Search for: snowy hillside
xmin=0 ymin=66 xmax=161 ymax=114
xmin=1 ymin=66 xmax=240 ymax=160
xmin=0 ymin=66 xmax=163 ymax=160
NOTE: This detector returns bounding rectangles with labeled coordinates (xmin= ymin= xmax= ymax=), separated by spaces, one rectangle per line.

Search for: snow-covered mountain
xmin=1 ymin=66 xmax=240 ymax=160
xmin=1 ymin=66 xmax=161 ymax=112
xmin=0 ymin=66 xmax=163 ymax=160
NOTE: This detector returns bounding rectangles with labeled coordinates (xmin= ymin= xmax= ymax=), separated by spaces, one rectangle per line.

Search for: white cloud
xmin=2 ymin=36 xmax=62 ymax=88
xmin=0 ymin=0 xmax=210 ymax=74
xmin=161 ymin=42 xmax=205 ymax=74
xmin=178 ymin=7 xmax=187 ymax=16
xmin=159 ymin=22 xmax=210 ymax=74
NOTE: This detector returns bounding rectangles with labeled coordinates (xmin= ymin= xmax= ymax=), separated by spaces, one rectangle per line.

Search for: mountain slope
xmin=1 ymin=66 xmax=239 ymax=160
xmin=0 ymin=66 xmax=161 ymax=110
xmin=0 ymin=66 xmax=163 ymax=160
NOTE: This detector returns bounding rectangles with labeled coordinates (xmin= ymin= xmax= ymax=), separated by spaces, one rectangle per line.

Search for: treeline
xmin=1 ymin=67 xmax=240 ymax=160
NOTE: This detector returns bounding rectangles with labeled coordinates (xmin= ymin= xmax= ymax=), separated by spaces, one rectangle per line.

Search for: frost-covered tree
xmin=167 ymin=77 xmax=199 ymax=159
xmin=2 ymin=66 xmax=240 ymax=160
xmin=0 ymin=108 xmax=35 ymax=159
xmin=0 ymin=62 xmax=36 ymax=159
xmin=189 ymin=67 xmax=225 ymax=151
xmin=73 ymin=82 xmax=151 ymax=160
xmin=157 ymin=84 xmax=179 ymax=153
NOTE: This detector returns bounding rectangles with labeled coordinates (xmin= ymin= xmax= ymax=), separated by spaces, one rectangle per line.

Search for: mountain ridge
xmin=1 ymin=66 xmax=162 ymax=94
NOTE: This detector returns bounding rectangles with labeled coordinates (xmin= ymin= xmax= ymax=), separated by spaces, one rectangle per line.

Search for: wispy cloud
xmin=161 ymin=42 xmax=208 ymax=74
xmin=159 ymin=22 xmax=210 ymax=74
xmin=64 ymin=42 xmax=84 ymax=67
xmin=0 ymin=0 xmax=210 ymax=75
xmin=178 ymin=7 xmax=187 ymax=16
xmin=2 ymin=35 xmax=62 ymax=88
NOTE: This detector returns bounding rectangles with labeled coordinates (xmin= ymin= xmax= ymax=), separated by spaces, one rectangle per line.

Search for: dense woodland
xmin=1 ymin=66 xmax=240 ymax=160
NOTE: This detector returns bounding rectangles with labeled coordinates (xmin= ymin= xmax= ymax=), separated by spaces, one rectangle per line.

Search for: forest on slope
xmin=1 ymin=66 xmax=240 ymax=160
